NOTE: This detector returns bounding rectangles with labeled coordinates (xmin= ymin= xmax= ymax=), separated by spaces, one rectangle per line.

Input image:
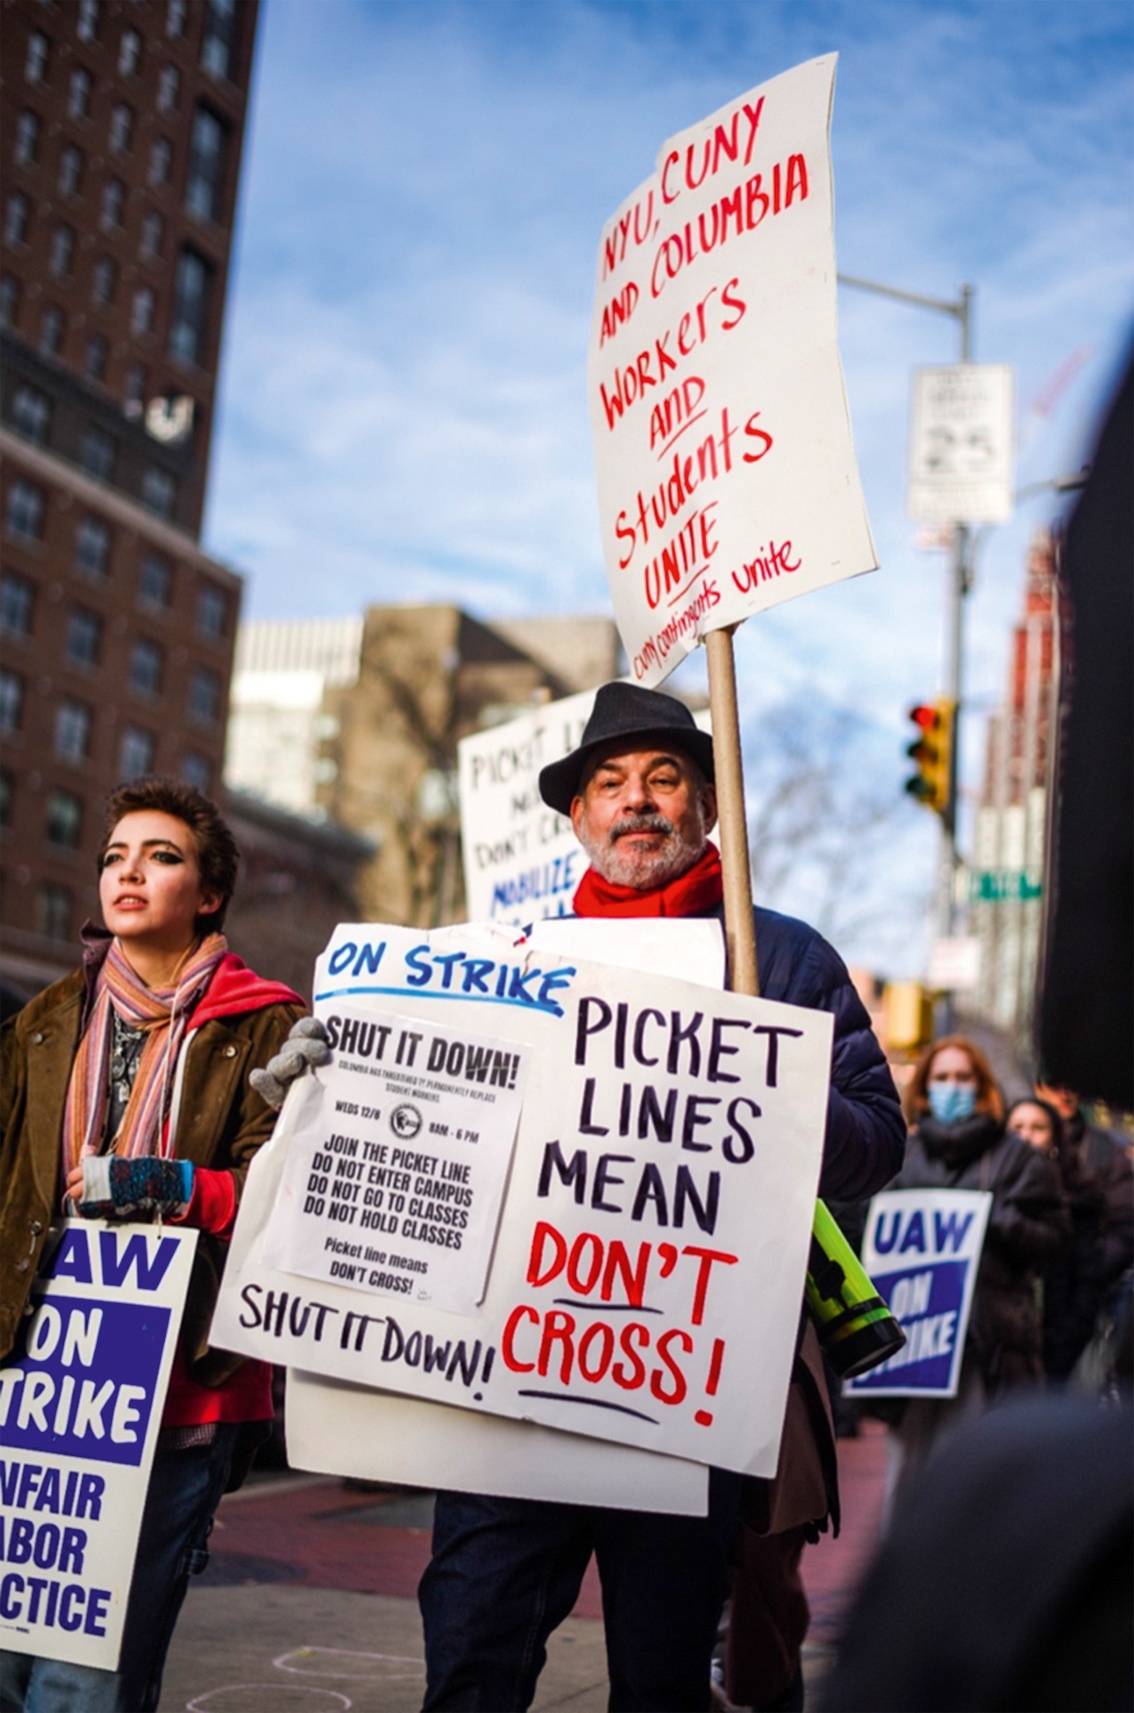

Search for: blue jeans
xmin=0 ymin=1425 xmax=240 ymax=1713
xmin=419 ymin=1469 xmax=744 ymax=1712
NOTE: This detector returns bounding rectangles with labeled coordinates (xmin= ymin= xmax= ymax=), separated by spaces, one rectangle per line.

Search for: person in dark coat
xmin=1035 ymin=1083 xmax=1134 ymax=1303
xmin=890 ymin=1037 xmax=1069 ymax=1491
xmin=420 ymin=683 xmax=906 ymax=1713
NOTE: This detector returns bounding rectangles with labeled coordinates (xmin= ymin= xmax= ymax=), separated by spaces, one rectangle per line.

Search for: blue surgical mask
xmin=928 ymin=1082 xmax=977 ymax=1125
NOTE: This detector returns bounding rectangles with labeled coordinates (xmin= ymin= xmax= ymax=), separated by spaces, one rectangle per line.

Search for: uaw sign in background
xmin=0 ymin=1223 xmax=195 ymax=1669
xmin=588 ymin=54 xmax=876 ymax=687
xmin=213 ymin=920 xmax=831 ymax=1478
xmin=846 ymin=1189 xmax=992 ymax=1399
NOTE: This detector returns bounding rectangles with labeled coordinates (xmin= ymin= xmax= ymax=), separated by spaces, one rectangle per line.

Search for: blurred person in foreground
xmin=0 ymin=778 xmax=303 ymax=1713
xmin=889 ymin=1037 xmax=1069 ymax=1492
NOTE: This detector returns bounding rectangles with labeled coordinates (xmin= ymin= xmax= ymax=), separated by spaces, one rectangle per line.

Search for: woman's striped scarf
xmin=62 ymin=934 xmax=227 ymax=1173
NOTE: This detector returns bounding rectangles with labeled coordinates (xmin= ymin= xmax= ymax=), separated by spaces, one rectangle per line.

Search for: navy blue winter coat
xmin=719 ymin=905 xmax=906 ymax=1200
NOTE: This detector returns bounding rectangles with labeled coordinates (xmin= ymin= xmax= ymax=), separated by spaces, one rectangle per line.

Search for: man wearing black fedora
xmin=418 ymin=681 xmax=906 ymax=1712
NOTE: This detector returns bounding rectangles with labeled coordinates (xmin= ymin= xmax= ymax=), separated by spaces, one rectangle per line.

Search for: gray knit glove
xmin=250 ymin=1016 xmax=332 ymax=1110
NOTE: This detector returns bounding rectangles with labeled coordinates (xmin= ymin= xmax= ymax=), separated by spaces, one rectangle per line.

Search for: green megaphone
xmin=806 ymin=1200 xmax=905 ymax=1378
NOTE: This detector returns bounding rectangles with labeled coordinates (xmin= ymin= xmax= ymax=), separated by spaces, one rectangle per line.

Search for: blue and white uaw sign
xmin=0 ymin=1221 xmax=196 ymax=1669
xmin=845 ymin=1189 xmax=991 ymax=1399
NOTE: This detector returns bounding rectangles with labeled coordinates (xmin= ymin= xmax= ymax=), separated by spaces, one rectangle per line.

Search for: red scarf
xmin=573 ymin=843 xmax=723 ymax=918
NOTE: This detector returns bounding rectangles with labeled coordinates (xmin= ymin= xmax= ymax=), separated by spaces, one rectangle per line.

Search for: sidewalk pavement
xmin=158 ymin=1423 xmax=889 ymax=1712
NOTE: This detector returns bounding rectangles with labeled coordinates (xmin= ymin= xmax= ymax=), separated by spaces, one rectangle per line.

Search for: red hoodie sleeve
xmin=169 ymin=1166 xmax=238 ymax=1237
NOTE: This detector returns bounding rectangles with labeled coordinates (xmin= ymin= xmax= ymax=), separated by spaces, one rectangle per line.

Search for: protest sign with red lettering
xmin=213 ymin=921 xmax=830 ymax=1476
xmin=588 ymin=54 xmax=875 ymax=686
xmin=0 ymin=1222 xmax=196 ymax=1669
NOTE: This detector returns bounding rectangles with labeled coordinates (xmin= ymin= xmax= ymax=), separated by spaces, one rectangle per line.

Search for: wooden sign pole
xmin=705 ymin=627 xmax=759 ymax=999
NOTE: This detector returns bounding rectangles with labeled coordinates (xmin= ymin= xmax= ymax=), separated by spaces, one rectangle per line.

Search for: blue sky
xmin=205 ymin=0 xmax=1133 ymax=972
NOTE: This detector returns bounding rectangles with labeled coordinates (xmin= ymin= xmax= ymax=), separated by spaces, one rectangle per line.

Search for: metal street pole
xmin=838 ymin=274 xmax=973 ymax=954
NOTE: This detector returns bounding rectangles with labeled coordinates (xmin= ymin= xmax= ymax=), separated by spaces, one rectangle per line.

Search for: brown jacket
xmin=0 ymin=965 xmax=302 ymax=1374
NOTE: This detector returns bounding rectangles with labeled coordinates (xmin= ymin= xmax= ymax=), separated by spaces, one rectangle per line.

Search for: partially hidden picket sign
xmin=0 ymin=1221 xmax=196 ymax=1669
xmin=458 ymin=689 xmax=596 ymax=928
xmin=589 ymin=54 xmax=876 ymax=688
xmin=212 ymin=920 xmax=831 ymax=1476
xmin=845 ymin=1189 xmax=992 ymax=1400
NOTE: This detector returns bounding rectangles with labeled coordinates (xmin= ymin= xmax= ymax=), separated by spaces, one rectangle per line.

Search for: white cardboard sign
xmin=213 ymin=921 xmax=831 ymax=1475
xmin=261 ymin=1007 xmax=529 ymax=1316
xmin=457 ymin=690 xmax=597 ymax=927
xmin=845 ymin=1189 xmax=992 ymax=1399
xmin=588 ymin=54 xmax=876 ymax=687
xmin=0 ymin=1222 xmax=196 ymax=1669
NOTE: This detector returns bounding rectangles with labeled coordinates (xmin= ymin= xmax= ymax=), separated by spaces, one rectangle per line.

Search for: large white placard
xmin=588 ymin=54 xmax=876 ymax=687
xmin=0 ymin=1222 xmax=196 ymax=1669
xmin=214 ymin=921 xmax=831 ymax=1475
xmin=845 ymin=1189 xmax=992 ymax=1399
xmin=458 ymin=690 xmax=597 ymax=927
xmin=261 ymin=1006 xmax=529 ymax=1315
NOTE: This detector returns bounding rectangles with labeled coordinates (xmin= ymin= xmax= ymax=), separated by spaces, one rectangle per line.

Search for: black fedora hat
xmin=539 ymin=682 xmax=714 ymax=816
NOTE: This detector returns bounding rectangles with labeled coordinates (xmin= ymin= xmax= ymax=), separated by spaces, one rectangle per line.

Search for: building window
xmin=77 ymin=0 xmax=100 ymax=43
xmin=119 ymin=725 xmax=155 ymax=777
xmin=68 ymin=67 xmax=92 ymax=120
xmin=39 ymin=305 xmax=63 ymax=354
xmin=169 ymin=250 xmax=211 ymax=365
xmin=80 ymin=427 xmax=115 ymax=481
xmin=46 ymin=789 xmax=83 ymax=849
xmin=26 ymin=30 xmax=49 ymax=84
xmin=197 ymin=584 xmax=229 ymax=639
xmin=148 ymin=137 xmax=172 ymax=187
xmin=101 ymin=177 xmax=125 ymax=228
xmin=201 ymin=0 xmax=238 ymax=79
xmin=130 ymin=286 xmax=154 ymax=336
xmin=0 ymin=770 xmax=13 ymax=831
xmin=84 ymin=334 xmax=108 ymax=381
xmin=15 ymin=110 xmax=40 ymax=166
xmin=124 ymin=363 xmax=146 ymax=414
xmin=1 ymin=573 xmax=35 ymax=639
xmin=157 ymin=64 xmax=180 ymax=113
xmin=181 ymin=752 xmax=211 ymax=790
xmin=12 ymin=385 xmax=50 ymax=445
xmin=186 ymin=108 xmax=226 ymax=222
xmin=119 ymin=28 xmax=141 ymax=76
xmin=109 ymin=103 xmax=134 ymax=155
xmin=142 ymin=467 xmax=175 ymax=517
xmin=75 ymin=515 xmax=111 ymax=578
xmin=55 ymin=699 xmax=92 ymax=762
xmin=0 ymin=276 xmax=19 ymax=328
xmin=66 ymin=606 xmax=102 ymax=668
xmin=5 ymin=194 xmax=30 ymax=246
xmin=129 ymin=637 xmax=164 ymax=696
xmin=49 ymin=223 xmax=74 ymax=278
xmin=39 ymin=883 xmax=73 ymax=943
xmin=140 ymin=210 xmax=163 ymax=261
xmin=0 ymin=670 xmax=25 ymax=734
xmin=188 ymin=667 xmax=221 ymax=727
xmin=139 ymin=551 xmax=172 ymax=609
xmin=58 ymin=144 xmax=83 ymax=198
xmin=6 ymin=479 xmax=45 ymax=542
xmin=167 ymin=0 xmax=188 ymax=38
xmin=92 ymin=256 xmax=116 ymax=308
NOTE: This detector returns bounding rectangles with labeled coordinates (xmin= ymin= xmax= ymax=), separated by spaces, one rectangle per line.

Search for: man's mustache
xmin=608 ymin=813 xmax=674 ymax=842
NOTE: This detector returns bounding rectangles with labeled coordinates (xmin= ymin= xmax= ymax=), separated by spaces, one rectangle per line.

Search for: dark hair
xmin=903 ymin=1034 xmax=1005 ymax=1126
xmin=98 ymin=776 xmax=239 ymax=932
xmin=1006 ymin=1097 xmax=1064 ymax=1154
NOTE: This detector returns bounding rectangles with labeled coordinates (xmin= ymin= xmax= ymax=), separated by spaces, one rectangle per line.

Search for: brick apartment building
xmin=0 ymin=0 xmax=259 ymax=989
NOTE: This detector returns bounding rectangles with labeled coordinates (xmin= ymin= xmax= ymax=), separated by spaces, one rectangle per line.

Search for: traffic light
xmin=904 ymin=698 xmax=955 ymax=816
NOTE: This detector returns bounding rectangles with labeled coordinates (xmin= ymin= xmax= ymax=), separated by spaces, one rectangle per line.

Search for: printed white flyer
xmin=261 ymin=1007 xmax=529 ymax=1315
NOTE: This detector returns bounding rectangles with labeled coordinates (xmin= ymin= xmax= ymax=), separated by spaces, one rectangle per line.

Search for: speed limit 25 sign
xmin=907 ymin=364 xmax=1014 ymax=524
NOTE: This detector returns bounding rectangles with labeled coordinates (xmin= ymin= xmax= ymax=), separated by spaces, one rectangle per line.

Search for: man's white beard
xmin=577 ymin=811 xmax=706 ymax=891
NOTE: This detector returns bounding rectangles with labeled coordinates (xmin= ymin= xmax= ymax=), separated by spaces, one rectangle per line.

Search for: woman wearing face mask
xmin=889 ymin=1038 xmax=1070 ymax=1490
